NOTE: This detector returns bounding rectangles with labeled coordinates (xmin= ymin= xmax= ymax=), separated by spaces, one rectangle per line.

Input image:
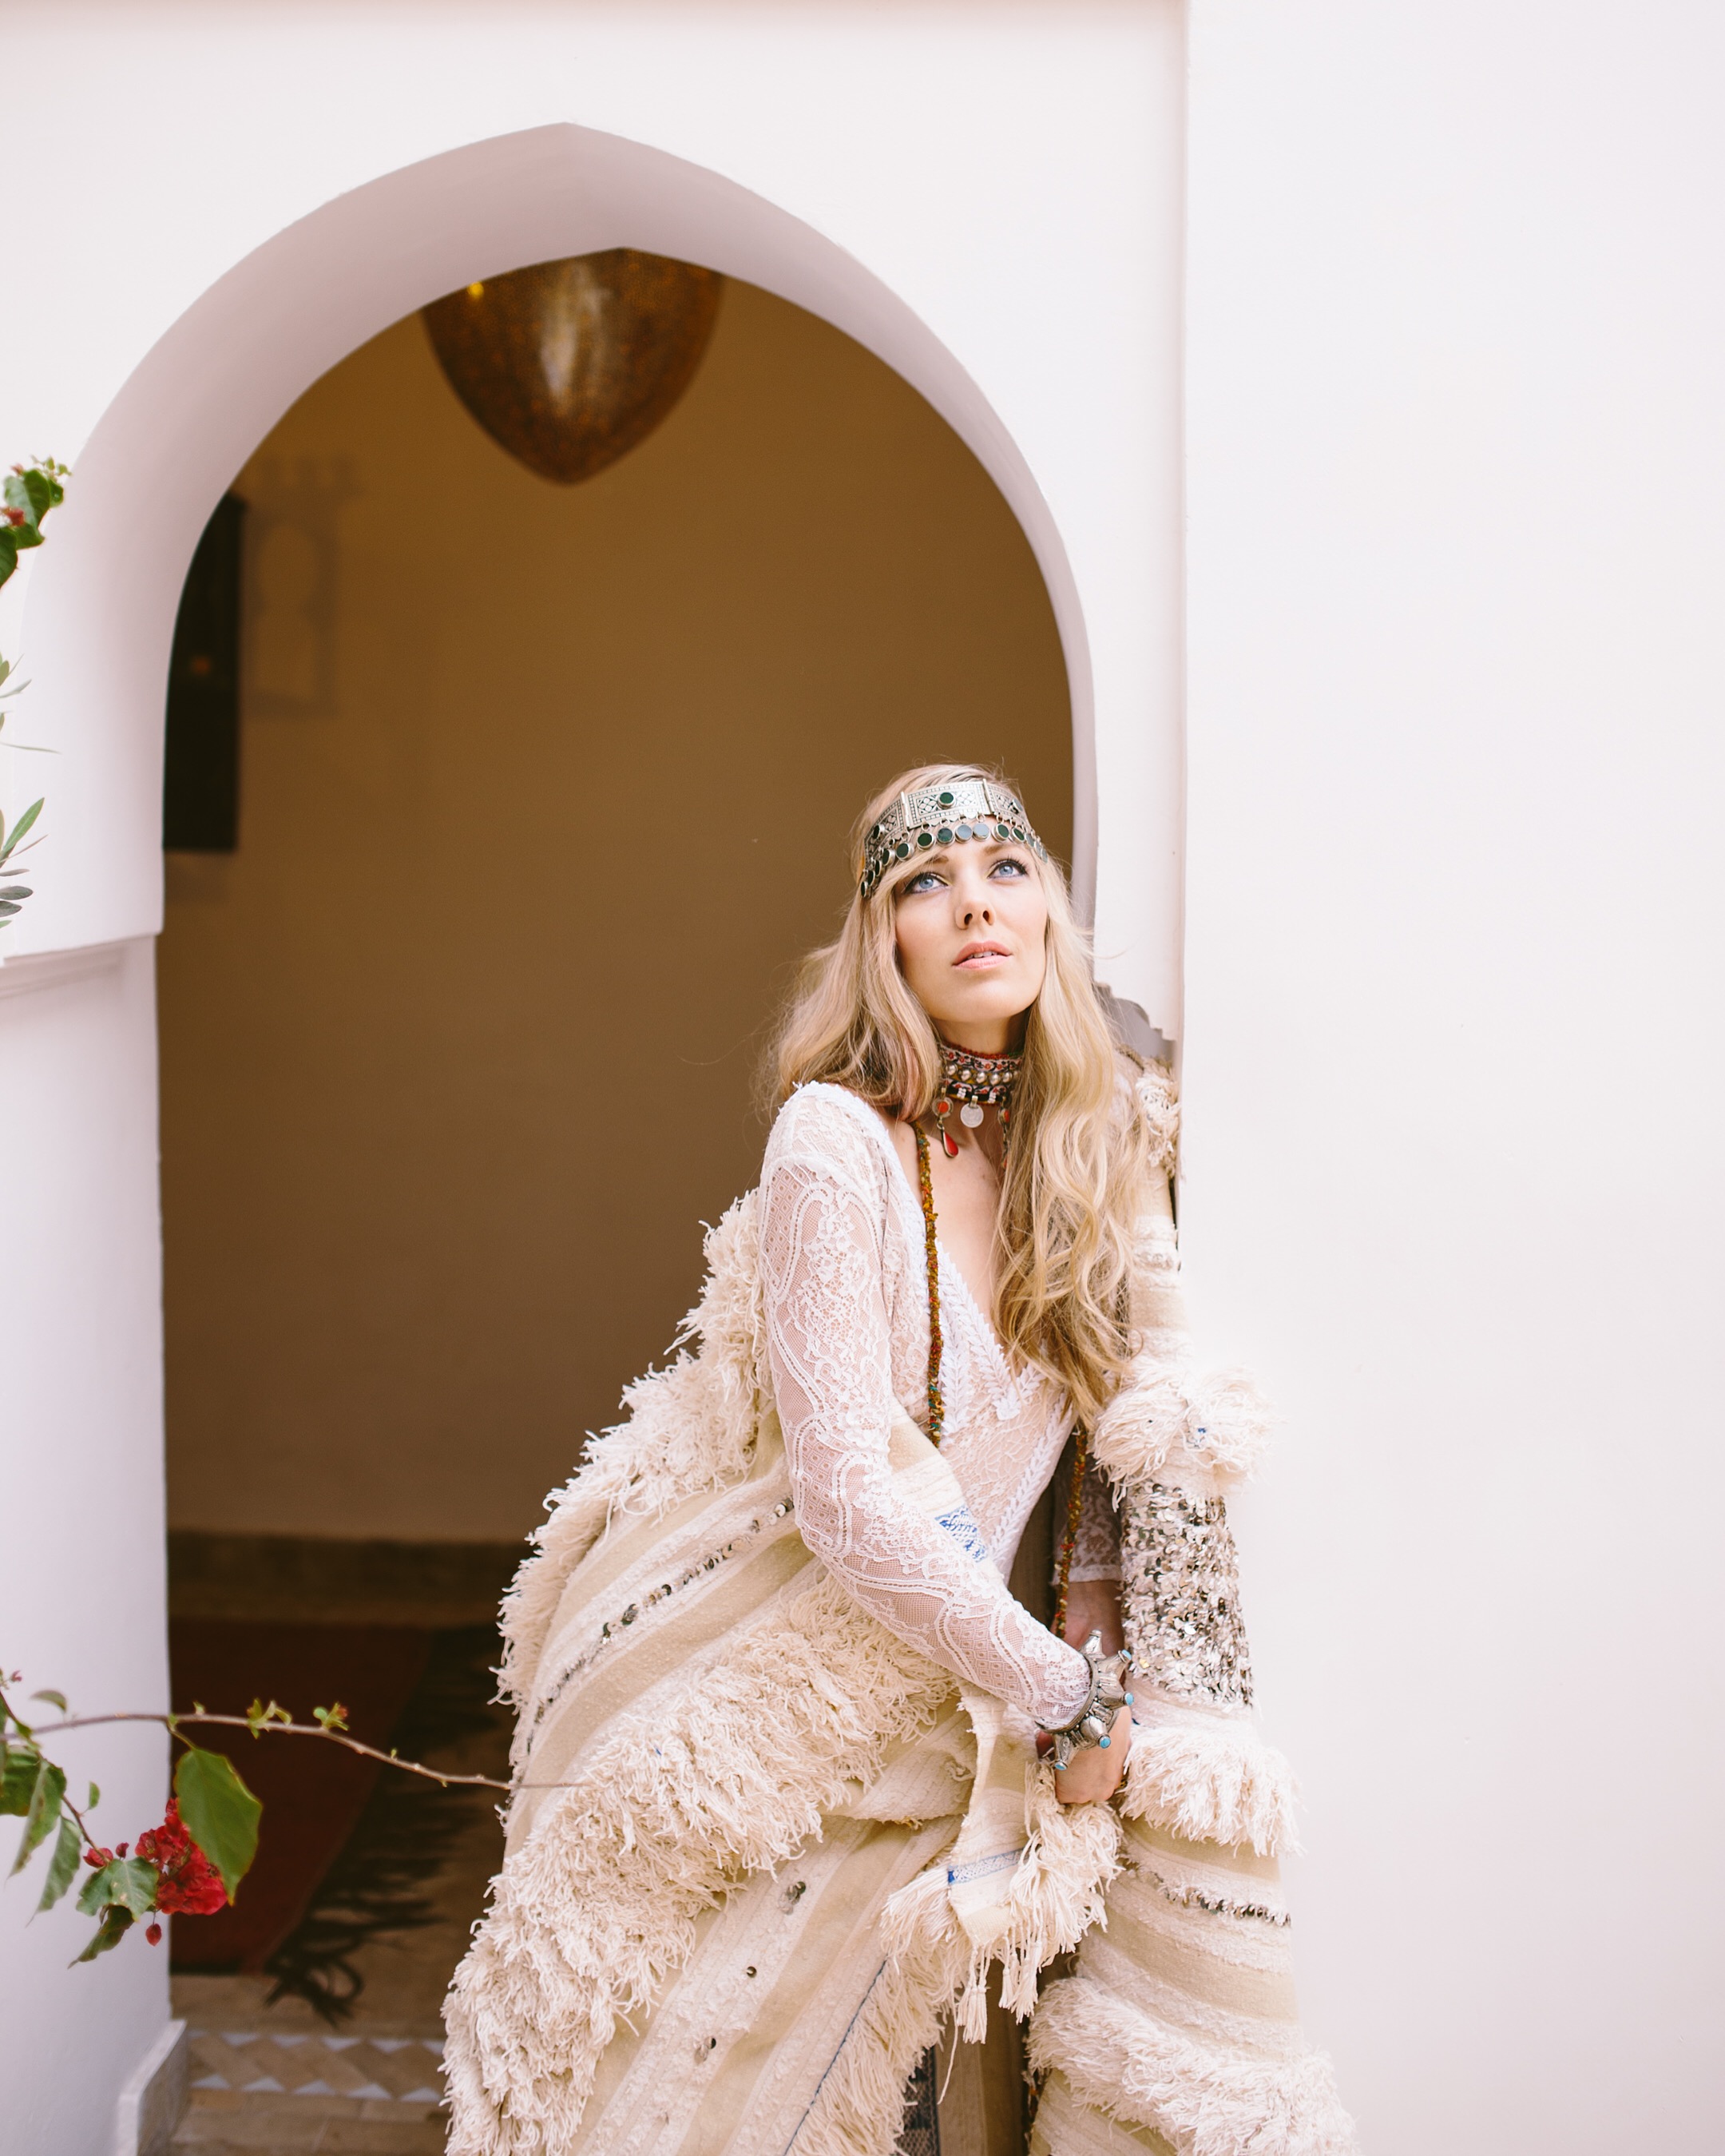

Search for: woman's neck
xmin=936 ymin=1023 xmax=1023 ymax=1058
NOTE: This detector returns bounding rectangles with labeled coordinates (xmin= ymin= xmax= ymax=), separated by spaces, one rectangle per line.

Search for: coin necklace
xmin=932 ymin=1042 xmax=1022 ymax=1158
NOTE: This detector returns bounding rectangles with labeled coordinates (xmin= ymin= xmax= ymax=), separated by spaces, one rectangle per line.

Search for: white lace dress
xmin=759 ymin=1082 xmax=1118 ymax=1733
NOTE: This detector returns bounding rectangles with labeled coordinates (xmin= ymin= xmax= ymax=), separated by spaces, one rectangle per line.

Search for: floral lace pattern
xmin=1067 ymin=1458 xmax=1123 ymax=1585
xmin=759 ymin=1085 xmax=1093 ymax=1727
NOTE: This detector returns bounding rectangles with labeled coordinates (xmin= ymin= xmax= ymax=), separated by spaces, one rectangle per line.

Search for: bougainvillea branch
xmin=2 ymin=1670 xmax=529 ymax=1965
xmin=33 ymin=1705 xmax=513 ymax=1793
xmin=0 ymin=456 xmax=70 ymax=933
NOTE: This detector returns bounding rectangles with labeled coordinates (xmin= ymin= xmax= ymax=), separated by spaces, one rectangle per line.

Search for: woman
xmin=445 ymin=767 xmax=1354 ymax=2156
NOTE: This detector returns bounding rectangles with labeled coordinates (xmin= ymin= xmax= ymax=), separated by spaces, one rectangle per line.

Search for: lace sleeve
xmin=1066 ymin=1456 xmax=1122 ymax=1583
xmin=759 ymin=1148 xmax=1091 ymax=1728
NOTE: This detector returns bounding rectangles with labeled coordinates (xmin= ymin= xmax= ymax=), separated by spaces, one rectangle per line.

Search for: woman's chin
xmin=927 ymin=979 xmax=1037 ymax=1035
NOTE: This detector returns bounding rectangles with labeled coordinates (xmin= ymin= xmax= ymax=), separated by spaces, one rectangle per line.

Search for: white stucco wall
xmin=0 ymin=943 xmax=169 ymax=2154
xmin=1183 ymin=4 xmax=1725 ymax=2150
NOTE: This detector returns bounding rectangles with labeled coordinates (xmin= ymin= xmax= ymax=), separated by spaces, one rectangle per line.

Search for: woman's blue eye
xmin=903 ymin=871 xmax=942 ymax=895
xmin=990 ymin=857 xmax=1029 ymax=877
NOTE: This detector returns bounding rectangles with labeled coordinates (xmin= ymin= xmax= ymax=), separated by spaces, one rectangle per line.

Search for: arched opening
xmin=161 ymin=278 xmax=1071 ymax=1560
xmin=0 ymin=62 xmax=1196 ymax=2148
xmin=117 ymin=142 xmax=1077 ymax=2124
xmin=14 ymin=123 xmax=1097 ymax=962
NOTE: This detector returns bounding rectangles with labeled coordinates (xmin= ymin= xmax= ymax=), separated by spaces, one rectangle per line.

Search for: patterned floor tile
xmin=186 ymin=2029 xmax=446 ymax=2104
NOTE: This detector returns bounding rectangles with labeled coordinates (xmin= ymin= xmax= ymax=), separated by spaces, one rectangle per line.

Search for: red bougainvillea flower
xmin=85 ymin=1845 xmax=114 ymax=1868
xmin=146 ymin=1923 xmax=163 ymax=1947
xmin=136 ymin=1800 xmax=228 ymax=1916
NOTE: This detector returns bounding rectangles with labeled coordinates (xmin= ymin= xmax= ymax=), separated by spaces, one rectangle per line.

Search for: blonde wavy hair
xmin=769 ymin=763 xmax=1153 ymax=1423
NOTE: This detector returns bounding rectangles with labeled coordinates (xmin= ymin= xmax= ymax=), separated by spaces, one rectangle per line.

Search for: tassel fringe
xmin=444 ymin=1569 xmax=948 ymax=2154
xmin=795 ymin=1882 xmax=966 ymax=2156
xmin=1028 ymin=1976 xmax=1359 ymax=2156
xmin=1094 ymin=1364 xmax=1276 ymax=1490
xmin=882 ymin=1763 xmax=1124 ymax=2039
xmin=1123 ymin=1718 xmax=1299 ymax=1857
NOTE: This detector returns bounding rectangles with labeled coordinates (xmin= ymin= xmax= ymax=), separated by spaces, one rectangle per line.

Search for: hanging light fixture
xmin=422 ymin=251 xmax=724 ymax=485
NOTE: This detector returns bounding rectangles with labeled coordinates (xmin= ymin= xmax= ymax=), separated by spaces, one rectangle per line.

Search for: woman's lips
xmin=954 ymin=944 xmax=1011 ymax=969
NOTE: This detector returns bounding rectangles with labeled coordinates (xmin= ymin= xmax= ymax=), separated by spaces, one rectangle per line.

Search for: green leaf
xmin=72 ymin=1903 xmax=135 ymax=1963
xmin=75 ymin=1855 xmax=157 ymax=1920
xmin=12 ymin=1760 xmax=65 ymax=1873
xmin=4 ymin=469 xmax=51 ymax=528
xmin=174 ymin=1747 xmax=260 ymax=1899
xmin=0 ymin=1746 xmax=39 ymax=1816
xmin=86 ymin=1781 xmax=100 ymax=1812
xmin=0 ymin=797 xmax=43 ymax=864
xmin=0 ymin=887 xmax=32 ymax=901
xmin=36 ymin=1815 xmax=80 ymax=1913
xmin=29 ymin=1690 xmax=66 ymax=1713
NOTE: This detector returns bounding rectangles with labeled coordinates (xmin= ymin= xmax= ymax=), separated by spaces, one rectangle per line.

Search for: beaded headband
xmin=859 ymin=779 xmax=1047 ymax=899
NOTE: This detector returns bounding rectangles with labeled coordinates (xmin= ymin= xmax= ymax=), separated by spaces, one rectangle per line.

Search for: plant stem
xmin=31 ymin=1711 xmax=514 ymax=1793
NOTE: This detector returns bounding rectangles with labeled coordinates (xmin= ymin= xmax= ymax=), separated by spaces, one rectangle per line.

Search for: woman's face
xmin=892 ymin=839 xmax=1049 ymax=1053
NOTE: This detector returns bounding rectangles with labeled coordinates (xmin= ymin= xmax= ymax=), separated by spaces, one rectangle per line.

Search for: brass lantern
xmin=422 ymin=251 xmax=724 ymax=485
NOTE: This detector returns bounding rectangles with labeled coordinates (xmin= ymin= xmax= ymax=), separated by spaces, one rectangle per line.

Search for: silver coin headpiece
xmin=859 ymin=778 xmax=1047 ymax=899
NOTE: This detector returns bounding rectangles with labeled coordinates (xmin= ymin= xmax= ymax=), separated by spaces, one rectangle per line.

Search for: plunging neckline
xmin=851 ymin=1097 xmax=1014 ymax=1376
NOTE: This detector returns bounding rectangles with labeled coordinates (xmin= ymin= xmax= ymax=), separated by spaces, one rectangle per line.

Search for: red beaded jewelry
xmin=1050 ymin=1421 xmax=1091 ymax=1642
xmin=933 ymin=1042 xmax=1021 ymax=1159
xmin=913 ymin=1122 xmax=946 ymax=1446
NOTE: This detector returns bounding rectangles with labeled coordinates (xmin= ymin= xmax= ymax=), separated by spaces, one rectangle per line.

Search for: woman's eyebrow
xmin=923 ymin=840 xmax=1020 ymax=870
xmin=896 ymin=838 xmax=1029 ymax=888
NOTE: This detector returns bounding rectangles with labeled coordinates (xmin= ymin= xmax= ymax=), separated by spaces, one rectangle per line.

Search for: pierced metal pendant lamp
xmin=422 ymin=250 xmax=724 ymax=485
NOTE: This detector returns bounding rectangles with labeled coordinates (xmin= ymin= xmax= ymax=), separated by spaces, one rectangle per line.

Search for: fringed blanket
xmin=444 ymin=1074 xmax=1357 ymax=2156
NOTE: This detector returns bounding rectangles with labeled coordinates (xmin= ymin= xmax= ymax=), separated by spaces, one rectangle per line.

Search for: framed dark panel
xmin=164 ymin=492 xmax=247 ymax=852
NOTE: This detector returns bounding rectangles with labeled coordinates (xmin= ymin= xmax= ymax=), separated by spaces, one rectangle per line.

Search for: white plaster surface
xmin=1183 ymin=4 xmax=1725 ymax=2150
xmin=0 ymin=942 xmax=171 ymax=2153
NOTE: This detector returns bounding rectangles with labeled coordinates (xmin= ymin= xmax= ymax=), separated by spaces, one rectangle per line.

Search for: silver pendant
xmin=959 ymin=1102 xmax=985 ymax=1128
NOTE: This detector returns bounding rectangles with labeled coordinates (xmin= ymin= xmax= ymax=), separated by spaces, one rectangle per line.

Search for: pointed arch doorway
xmin=128 ymin=150 xmax=1077 ymax=2122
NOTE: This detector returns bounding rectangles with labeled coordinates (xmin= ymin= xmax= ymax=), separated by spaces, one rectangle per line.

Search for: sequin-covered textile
xmin=1120 ymin=1482 xmax=1254 ymax=1707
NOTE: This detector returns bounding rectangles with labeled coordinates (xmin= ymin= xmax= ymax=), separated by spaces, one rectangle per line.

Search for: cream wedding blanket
xmin=443 ymin=1071 xmax=1358 ymax=2156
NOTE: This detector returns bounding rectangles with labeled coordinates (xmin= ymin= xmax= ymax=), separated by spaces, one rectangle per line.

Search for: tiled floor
xmin=172 ymin=1998 xmax=452 ymax=2154
xmin=188 ymin=2027 xmax=446 ymax=2103
xmin=169 ymin=1618 xmax=510 ymax=2155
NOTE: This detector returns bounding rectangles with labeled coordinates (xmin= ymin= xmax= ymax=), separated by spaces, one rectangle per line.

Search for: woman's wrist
xmin=1049 ymin=1640 xmax=1095 ymax=1725
xmin=1039 ymin=1630 xmax=1136 ymax=1772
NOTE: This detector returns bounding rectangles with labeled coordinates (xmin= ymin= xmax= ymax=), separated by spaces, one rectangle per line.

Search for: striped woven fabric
xmin=446 ymin=1397 xmax=1119 ymax=2156
xmin=446 ymin=1072 xmax=1358 ymax=2156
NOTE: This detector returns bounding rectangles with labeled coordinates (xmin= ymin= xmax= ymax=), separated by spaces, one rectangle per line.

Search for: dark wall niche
xmin=164 ymin=493 xmax=247 ymax=852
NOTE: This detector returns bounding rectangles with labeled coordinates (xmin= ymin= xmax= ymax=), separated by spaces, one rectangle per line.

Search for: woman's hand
xmin=1048 ymin=1704 xmax=1131 ymax=1805
xmin=1043 ymin=1586 xmax=1138 ymax=1802
xmin=1046 ymin=1577 xmax=1131 ymax=1805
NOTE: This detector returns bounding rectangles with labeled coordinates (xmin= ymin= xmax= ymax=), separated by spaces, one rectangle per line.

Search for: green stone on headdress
xmin=859 ymin=779 xmax=1046 ymax=897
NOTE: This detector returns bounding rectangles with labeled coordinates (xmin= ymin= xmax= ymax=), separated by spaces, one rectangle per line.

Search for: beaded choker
xmin=933 ymin=1041 xmax=1021 ymax=1158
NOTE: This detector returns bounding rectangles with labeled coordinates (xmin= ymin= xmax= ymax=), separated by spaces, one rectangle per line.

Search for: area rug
xmin=167 ymin=1619 xmax=431 ymax=1975
xmin=262 ymin=1626 xmax=502 ymax=2017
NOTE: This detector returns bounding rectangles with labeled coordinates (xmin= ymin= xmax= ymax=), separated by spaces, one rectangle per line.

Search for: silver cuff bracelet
xmin=1043 ymin=1630 xmax=1135 ymax=1771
